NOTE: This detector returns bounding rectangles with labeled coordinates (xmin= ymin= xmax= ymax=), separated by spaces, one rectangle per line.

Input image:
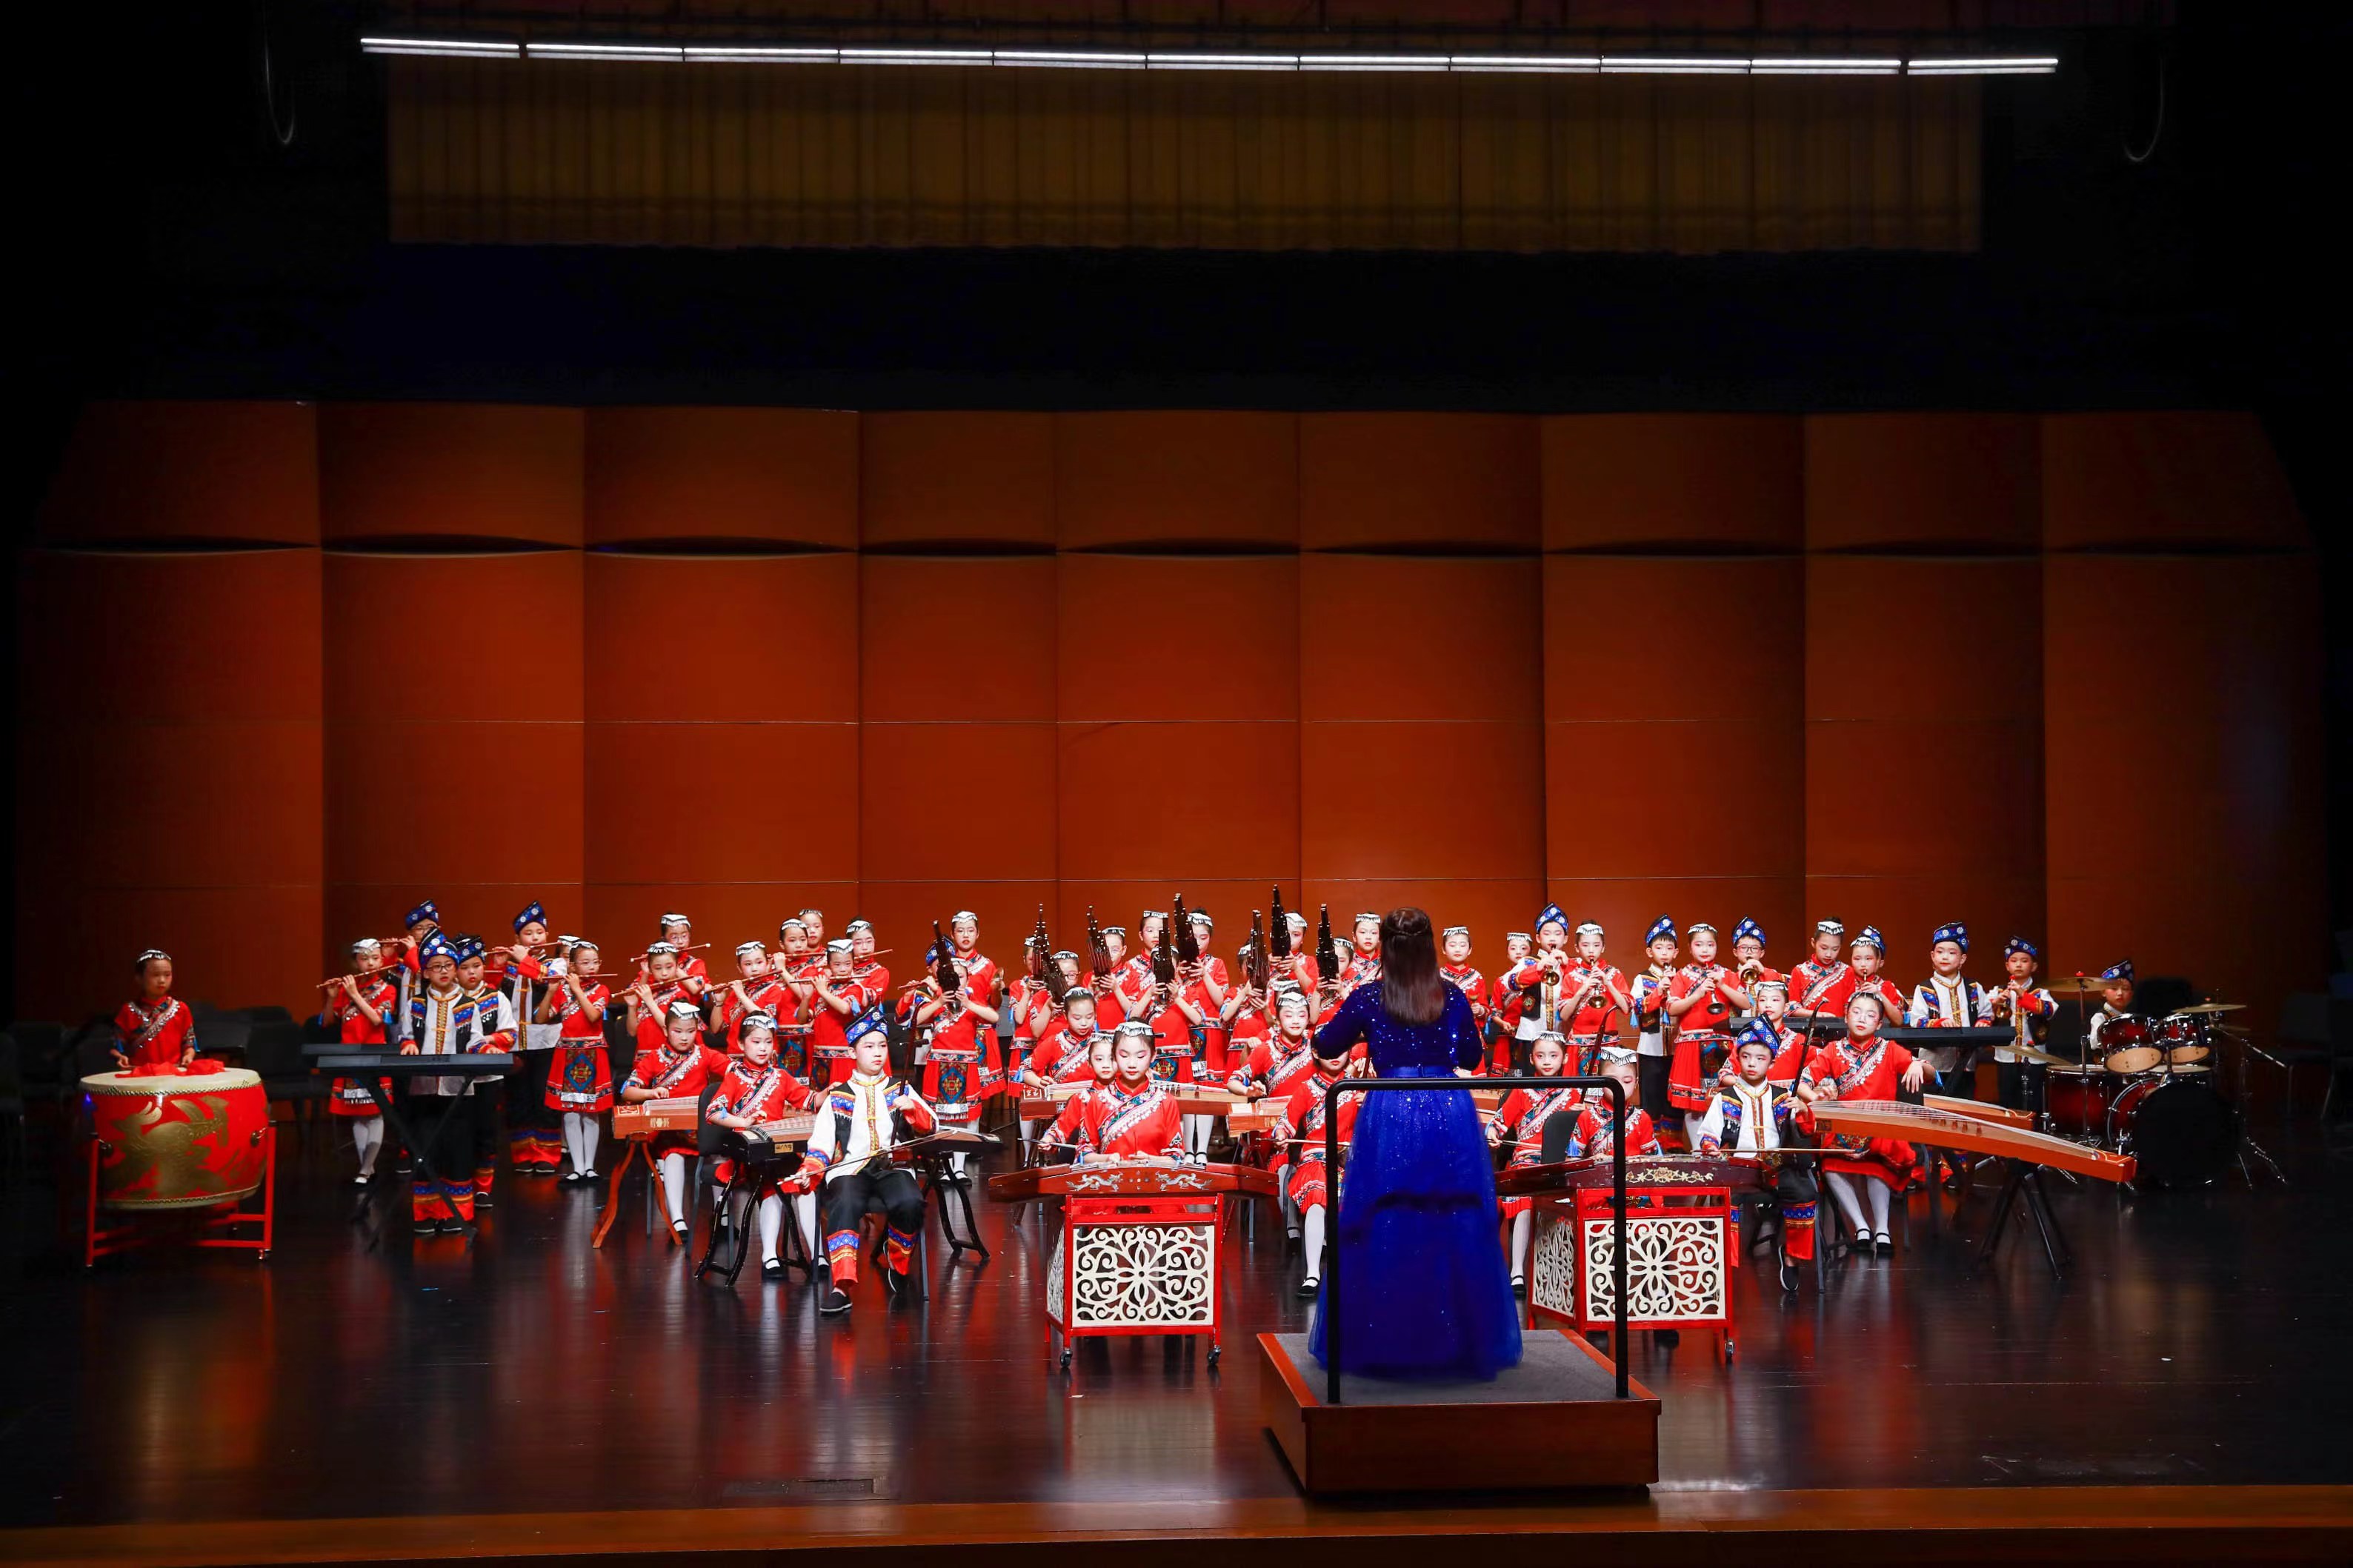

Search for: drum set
xmin=2034 ymin=988 xmax=2246 ymax=1189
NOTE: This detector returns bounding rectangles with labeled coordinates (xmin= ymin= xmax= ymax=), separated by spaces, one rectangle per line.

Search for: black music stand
xmin=319 ymin=1054 xmax=499 ymax=1248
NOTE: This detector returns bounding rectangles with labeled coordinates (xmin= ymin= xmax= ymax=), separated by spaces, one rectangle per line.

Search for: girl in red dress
xmin=705 ymin=1015 xmax=818 ymax=1280
xmin=1487 ymin=1032 xmax=1580 ymax=1293
xmin=1036 ymin=1031 xmax=1120 ymax=1151
xmin=621 ymin=999 xmax=728 ymax=1242
xmin=1795 ymin=990 xmax=1928 ymax=1256
xmin=1066 ymin=1023 xmax=1188 ymax=1166
xmin=325 ymin=938 xmax=398 ymax=1184
xmin=542 ymin=938 xmax=613 ymax=1183
xmin=1270 ymin=1034 xmax=1362 ymax=1298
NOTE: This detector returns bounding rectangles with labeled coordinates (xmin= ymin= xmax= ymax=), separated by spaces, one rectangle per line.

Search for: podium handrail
xmin=1322 ymin=1073 xmax=1628 ymax=1407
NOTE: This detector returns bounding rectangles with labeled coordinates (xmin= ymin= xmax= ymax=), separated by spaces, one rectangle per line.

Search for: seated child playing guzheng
xmin=705 ymin=1015 xmax=817 ymax=1281
xmin=542 ymin=939 xmax=612 ymax=1182
xmin=801 ymin=1015 xmax=936 ymax=1315
xmin=1065 ymin=1022 xmax=1189 ymax=1168
xmin=1270 ymin=1032 xmax=1361 ymax=1299
xmin=1795 ymin=990 xmax=1928 ymax=1257
xmin=1487 ymin=1031 xmax=1580 ymax=1295
xmin=1694 ymin=1021 xmax=1817 ymax=1285
xmin=325 ymin=938 xmax=398 ymax=1184
xmin=1036 ymin=1032 xmax=1120 ymax=1151
xmin=620 ymin=998 xmax=728 ymax=1243
xmin=1565 ymin=1056 xmax=1664 ymax=1161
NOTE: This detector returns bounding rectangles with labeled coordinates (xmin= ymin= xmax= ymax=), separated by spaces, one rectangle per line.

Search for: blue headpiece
xmin=847 ymin=1001 xmax=891 ymax=1044
xmin=405 ymin=900 xmax=440 ymax=930
xmin=2005 ymin=935 xmax=2039 ymax=961
xmin=1644 ymin=915 xmax=1677 ymax=946
xmin=418 ymin=934 xmax=458 ymax=966
xmin=513 ymin=900 xmax=546 ymax=934
xmin=1734 ymin=1018 xmax=1780 ymax=1058
xmin=2101 ymin=959 xmax=2134 ymax=984
xmin=1732 ymin=917 xmax=1764 ymax=946
xmin=1534 ymin=903 xmax=1569 ymax=935
xmin=452 ymin=935 xmax=487 ymax=964
xmin=1851 ymin=926 xmax=1885 ymax=955
xmin=1931 ymin=921 xmax=1969 ymax=953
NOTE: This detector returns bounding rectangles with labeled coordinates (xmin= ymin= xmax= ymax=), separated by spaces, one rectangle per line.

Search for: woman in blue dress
xmin=1308 ymin=907 xmax=1523 ymax=1381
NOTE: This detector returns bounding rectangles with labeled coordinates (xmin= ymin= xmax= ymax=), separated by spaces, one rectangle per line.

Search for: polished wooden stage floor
xmin=4 ymin=1122 xmax=2351 ymax=1564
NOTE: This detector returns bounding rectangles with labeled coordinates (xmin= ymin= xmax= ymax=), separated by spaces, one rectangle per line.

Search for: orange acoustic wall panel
xmin=322 ymin=550 xmax=584 ymax=963
xmin=1805 ymin=556 xmax=2045 ymax=966
xmin=1055 ymin=413 xmax=1299 ymax=548
xmin=861 ymin=413 xmax=1056 ymax=548
xmin=39 ymin=401 xmax=319 ymax=546
xmin=1056 ymin=555 xmax=1300 ymax=902
xmin=1542 ymin=415 xmax=1803 ymax=550
xmin=2042 ymin=412 xmax=2307 ymax=551
xmin=2045 ymin=555 xmax=2324 ymax=1031
xmin=1541 ymin=555 xmax=1804 ymax=949
xmin=585 ymin=554 xmax=858 ymax=952
xmin=15 ymin=550 xmax=323 ymax=1018
xmin=1299 ymin=414 xmax=1540 ymax=550
xmin=319 ymin=403 xmax=584 ymax=546
xmin=1805 ymin=413 xmax=2040 ymax=551
xmin=585 ymin=406 xmax=859 ymax=547
xmin=1300 ymin=556 xmax=1543 ymax=930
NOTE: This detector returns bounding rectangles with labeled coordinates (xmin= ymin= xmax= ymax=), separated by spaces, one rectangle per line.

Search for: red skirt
xmin=1823 ymin=1137 xmax=1916 ymax=1191
xmin=1668 ymin=1031 xmax=1726 ymax=1112
xmin=545 ymin=1042 xmax=613 ymax=1113
xmin=1288 ymin=1155 xmax=1334 ymax=1210
xmin=328 ymin=1078 xmax=387 ymax=1118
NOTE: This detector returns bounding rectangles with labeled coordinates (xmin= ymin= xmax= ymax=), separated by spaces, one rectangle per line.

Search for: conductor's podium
xmin=1498 ymin=1155 xmax=1763 ymax=1361
xmin=989 ymin=1160 xmax=1274 ymax=1371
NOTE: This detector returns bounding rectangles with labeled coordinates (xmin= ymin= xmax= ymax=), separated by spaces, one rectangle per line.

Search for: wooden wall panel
xmin=39 ymin=401 xmax=318 ymax=546
xmin=1299 ymin=415 xmax=1540 ymax=551
xmin=2043 ymin=413 xmax=2307 ymax=552
xmin=1056 ymin=414 xmax=1298 ymax=549
xmin=320 ymin=404 xmax=584 ymax=546
xmin=586 ymin=407 xmax=859 ymax=547
xmin=1805 ymin=556 xmax=2045 ymax=970
xmin=1805 ymin=413 xmax=2040 ymax=551
xmin=15 ymin=550 xmax=322 ymax=1018
xmin=861 ymin=413 xmax=1056 ymax=548
xmin=1543 ymin=416 xmax=1804 ymax=550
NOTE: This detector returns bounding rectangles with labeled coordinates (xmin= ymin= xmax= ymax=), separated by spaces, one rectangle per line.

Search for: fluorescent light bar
xmin=527 ymin=41 xmax=685 ymax=62
xmin=1448 ymin=55 xmax=1600 ymax=74
xmin=684 ymin=46 xmax=839 ymax=63
xmin=839 ymin=47 xmax=991 ymax=67
xmin=1750 ymin=57 xmax=1901 ymax=75
xmin=361 ymin=36 xmax=519 ymax=59
xmin=1299 ymin=54 xmax=1448 ymax=73
xmin=1908 ymin=56 xmax=2058 ymax=75
xmin=1146 ymin=53 xmax=1299 ymax=70
xmin=1601 ymin=56 xmax=1750 ymax=74
xmin=996 ymin=50 xmax=1147 ymax=69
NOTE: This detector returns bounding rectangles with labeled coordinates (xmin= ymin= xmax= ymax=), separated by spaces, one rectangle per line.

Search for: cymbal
xmin=2049 ymin=976 xmax=2111 ymax=993
xmin=2170 ymin=1002 xmax=2246 ymax=1016
xmin=2011 ymin=1043 xmax=2080 ymax=1068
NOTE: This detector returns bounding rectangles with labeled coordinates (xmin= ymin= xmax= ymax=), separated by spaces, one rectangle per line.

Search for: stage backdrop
xmin=20 ymin=404 xmax=2321 ymax=1036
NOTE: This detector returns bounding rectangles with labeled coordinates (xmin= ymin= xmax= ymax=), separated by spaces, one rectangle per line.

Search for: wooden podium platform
xmin=1259 ymin=1329 xmax=1659 ymax=1495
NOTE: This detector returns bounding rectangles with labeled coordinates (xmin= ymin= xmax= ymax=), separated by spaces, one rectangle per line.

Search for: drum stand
xmin=1971 ymin=1158 xmax=2070 ymax=1280
xmin=2230 ymin=1037 xmax=2289 ymax=1190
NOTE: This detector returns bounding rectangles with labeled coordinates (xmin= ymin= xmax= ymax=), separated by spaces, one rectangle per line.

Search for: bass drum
xmin=2108 ymin=1075 xmax=2236 ymax=1189
xmin=2043 ymin=1066 xmax=2117 ymax=1141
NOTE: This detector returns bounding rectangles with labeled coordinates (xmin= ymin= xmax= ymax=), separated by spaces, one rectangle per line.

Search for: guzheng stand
xmin=316 ymin=1050 xmax=514 ymax=1248
xmin=1259 ymin=1075 xmax=1658 ymax=1498
xmin=591 ymin=1125 xmax=682 ymax=1250
xmin=1972 ymin=1159 xmax=2072 ymax=1278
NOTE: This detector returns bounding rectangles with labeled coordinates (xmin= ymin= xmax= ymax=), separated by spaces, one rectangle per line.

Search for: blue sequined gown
xmin=1308 ymin=982 xmax=1523 ymax=1381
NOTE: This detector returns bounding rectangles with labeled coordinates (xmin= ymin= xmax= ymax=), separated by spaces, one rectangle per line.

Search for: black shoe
xmin=439 ymin=1217 xmax=467 ymax=1235
xmin=762 ymin=1258 xmax=785 ymax=1281
xmin=1511 ymin=1275 xmax=1528 ymax=1297
xmin=562 ymin=1170 xmax=581 ymax=1184
xmin=819 ymin=1287 xmax=853 ymax=1314
xmin=1297 ymin=1275 xmax=1320 ymax=1298
xmin=1653 ymin=1329 xmax=1681 ymax=1347
xmin=1874 ymin=1235 xmax=1894 ymax=1257
xmin=474 ymin=1192 xmax=493 ymax=1210
xmin=413 ymin=1220 xmax=437 ymax=1236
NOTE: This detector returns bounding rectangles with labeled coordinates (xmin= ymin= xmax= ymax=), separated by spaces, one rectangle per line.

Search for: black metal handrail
xmin=1321 ymin=1073 xmax=1629 ymax=1406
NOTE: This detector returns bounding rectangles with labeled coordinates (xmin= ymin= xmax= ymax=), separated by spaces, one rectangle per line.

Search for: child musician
xmin=1795 ymin=991 xmax=1928 ymax=1256
xmin=402 ymin=935 xmax=516 ymax=1235
xmin=1666 ymin=923 xmax=1749 ymax=1138
xmin=325 ymin=938 xmax=397 ymax=1184
xmin=1065 ymin=1021 xmax=1190 ymax=1167
xmin=1502 ymin=906 xmax=1574 ymax=1072
xmin=1987 ymin=937 xmax=2059 ymax=1112
xmin=774 ymin=918 xmax=819 ymax=1078
xmin=497 ymin=901 xmax=565 ymax=1178
xmin=112 ymin=949 xmax=197 ymax=1070
xmin=1488 ymin=1032 xmax=1580 ymax=1294
xmin=713 ymin=941 xmax=787 ymax=1057
xmin=801 ymin=1012 xmax=936 ymax=1314
xmin=1036 ymin=1032 xmax=1121 ymax=1151
xmin=1439 ymin=927 xmax=1488 ymax=1058
xmin=1788 ymin=919 xmax=1853 ymax=1023
xmin=1845 ymin=927 xmax=1909 ymax=1019
xmin=1906 ymin=921 xmax=1990 ymax=1091
xmin=385 ymin=900 xmax=441 ymax=1046
xmin=1345 ymin=913 xmax=1382 ymax=988
xmin=621 ymin=941 xmax=705 ymax=1047
xmin=1730 ymin=918 xmax=1783 ymax=990
xmin=620 ymin=998 xmax=729 ymax=1243
xmin=1485 ymin=931 xmax=1532 ymax=1075
xmin=705 ymin=1014 xmax=818 ymax=1281
xmin=1695 ymin=1022 xmax=1817 ymax=1287
xmin=542 ymin=938 xmax=613 ymax=1183
xmin=913 ymin=924 xmax=1002 ymax=1184
xmin=1754 ymin=979 xmax=1811 ymax=1083
xmin=2086 ymin=960 xmax=2137 ymax=1054
xmin=810 ymin=938 xmax=889 ymax=1084
xmin=1271 ymin=1030 xmax=1359 ymax=1298
xmin=1560 ymin=921 xmax=1633 ymax=1076
xmin=1628 ymin=916 xmax=1679 ymax=1122
xmin=1228 ymin=986 xmax=1327 ymax=1249
xmin=658 ymin=913 xmax=709 ymax=984
xmin=1566 ymin=1056 xmax=1663 ymax=1160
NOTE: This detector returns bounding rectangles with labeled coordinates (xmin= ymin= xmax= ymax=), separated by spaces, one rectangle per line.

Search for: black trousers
xmin=1997 ymin=1059 xmax=2048 ymax=1115
xmin=1637 ymin=1054 xmax=1674 ymax=1124
xmin=819 ymin=1167 xmax=926 ymax=1278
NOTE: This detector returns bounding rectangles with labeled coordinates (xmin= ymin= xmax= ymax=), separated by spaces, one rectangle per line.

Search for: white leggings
xmin=794 ymin=1190 xmax=819 ymax=1257
xmin=1508 ymin=1210 xmax=1532 ymax=1280
xmin=349 ymin=1115 xmax=384 ymax=1175
xmin=1825 ymin=1171 xmax=1891 ymax=1239
xmin=561 ymin=1112 xmax=600 ymax=1174
xmin=1301 ymin=1205 xmax=1328 ymax=1282
xmin=754 ymin=1193 xmax=785 ymax=1264
xmin=1182 ymin=1113 xmax=1213 ymax=1158
xmin=658 ymin=1151 xmax=690 ymax=1227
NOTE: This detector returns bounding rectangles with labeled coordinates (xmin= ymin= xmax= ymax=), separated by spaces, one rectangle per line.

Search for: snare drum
xmin=2044 ymin=1065 xmax=2118 ymax=1140
xmin=2107 ymin=1074 xmax=2234 ymax=1189
xmin=2154 ymin=1014 xmax=2213 ymax=1067
xmin=2099 ymin=1017 xmax=2163 ymax=1075
xmin=81 ymin=1067 xmax=270 ymax=1210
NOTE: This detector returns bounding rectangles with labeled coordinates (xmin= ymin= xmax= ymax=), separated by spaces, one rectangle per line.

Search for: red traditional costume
xmin=545 ymin=978 xmax=614 ymax=1114
xmin=1796 ymin=1035 xmax=1921 ymax=1190
xmin=113 ymin=993 xmax=196 ymax=1070
xmin=622 ymin=1040 xmax=728 ymax=1157
xmin=808 ymin=961 xmax=888 ymax=1084
xmin=705 ymin=1059 xmax=816 ymax=1196
xmin=921 ymin=953 xmax=1002 ymax=1133
xmin=1667 ymin=962 xmax=1739 ymax=1113
xmin=1493 ymin=1084 xmax=1580 ymax=1218
xmin=327 ymin=975 xmax=398 ymax=1117
xmin=1565 ymin=1099 xmax=1664 ymax=1161
xmin=1271 ymin=1069 xmax=1359 ymax=1212
xmin=1066 ymin=1079 xmax=1188 ymax=1163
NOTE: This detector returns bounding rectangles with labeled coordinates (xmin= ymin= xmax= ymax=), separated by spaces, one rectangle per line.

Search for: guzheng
xmin=610 ymin=1096 xmax=702 ymax=1138
xmin=988 ymin=1159 xmax=1277 ymax=1204
xmin=1497 ymin=1153 xmax=1766 ymax=1196
xmin=1015 ymin=1084 xmax=1087 ymax=1118
xmin=1921 ymin=1092 xmax=2034 ymax=1128
xmin=1810 ymin=1098 xmax=2136 ymax=1182
xmin=896 ymin=1129 xmax=1002 ymax=1159
xmin=730 ymin=1112 xmax=815 ymax=1160
xmin=1882 ymin=1026 xmax=2019 ymax=1047
xmin=313 ymin=1051 xmax=514 ymax=1076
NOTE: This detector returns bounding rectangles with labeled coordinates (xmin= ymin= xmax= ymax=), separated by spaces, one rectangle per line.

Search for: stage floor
xmin=4 ymin=1125 xmax=2352 ymax=1535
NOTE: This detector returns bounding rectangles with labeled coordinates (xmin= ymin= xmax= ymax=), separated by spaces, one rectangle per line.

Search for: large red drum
xmin=81 ymin=1067 xmax=270 ymax=1210
xmin=2043 ymin=1065 xmax=2117 ymax=1140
